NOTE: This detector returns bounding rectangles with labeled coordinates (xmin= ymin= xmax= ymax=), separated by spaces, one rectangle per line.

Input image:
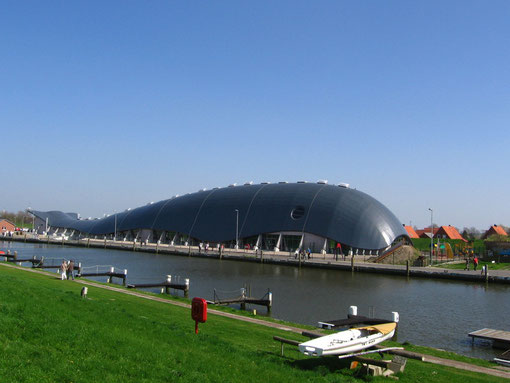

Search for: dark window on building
xmin=291 ymin=206 xmax=305 ymax=220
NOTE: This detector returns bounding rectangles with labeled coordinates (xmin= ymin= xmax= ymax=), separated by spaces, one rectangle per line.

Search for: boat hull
xmin=299 ymin=323 xmax=396 ymax=357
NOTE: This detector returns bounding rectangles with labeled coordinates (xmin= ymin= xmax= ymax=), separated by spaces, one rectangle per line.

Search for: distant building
xmin=403 ymin=225 xmax=419 ymax=239
xmin=0 ymin=219 xmax=15 ymax=234
xmin=434 ymin=225 xmax=466 ymax=241
xmin=483 ymin=225 xmax=508 ymax=239
xmin=30 ymin=182 xmax=410 ymax=254
xmin=416 ymin=227 xmax=439 ymax=239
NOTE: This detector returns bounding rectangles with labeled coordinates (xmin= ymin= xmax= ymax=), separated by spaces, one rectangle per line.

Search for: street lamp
xmin=234 ymin=209 xmax=239 ymax=249
xmin=428 ymin=208 xmax=433 ymax=265
xmin=114 ymin=211 xmax=117 ymax=241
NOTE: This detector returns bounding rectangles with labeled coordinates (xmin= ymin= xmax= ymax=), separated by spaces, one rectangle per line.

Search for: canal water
xmin=2 ymin=240 xmax=509 ymax=360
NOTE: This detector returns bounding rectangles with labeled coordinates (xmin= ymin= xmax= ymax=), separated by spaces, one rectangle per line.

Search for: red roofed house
xmin=0 ymin=219 xmax=15 ymax=234
xmin=434 ymin=225 xmax=466 ymax=241
xmin=483 ymin=225 xmax=508 ymax=239
xmin=416 ymin=227 xmax=439 ymax=239
xmin=403 ymin=225 xmax=419 ymax=239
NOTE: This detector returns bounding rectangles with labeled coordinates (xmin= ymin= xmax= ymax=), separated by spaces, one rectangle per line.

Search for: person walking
xmin=464 ymin=258 xmax=469 ymax=270
xmin=60 ymin=260 xmax=67 ymax=280
xmin=473 ymin=256 xmax=479 ymax=271
xmin=67 ymin=259 xmax=75 ymax=280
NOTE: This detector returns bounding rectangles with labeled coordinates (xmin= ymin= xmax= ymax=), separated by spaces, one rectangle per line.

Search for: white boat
xmin=299 ymin=322 xmax=397 ymax=357
xmin=494 ymin=357 xmax=510 ymax=367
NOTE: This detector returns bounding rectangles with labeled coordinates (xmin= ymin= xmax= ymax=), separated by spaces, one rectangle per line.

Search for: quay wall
xmin=2 ymin=235 xmax=510 ymax=285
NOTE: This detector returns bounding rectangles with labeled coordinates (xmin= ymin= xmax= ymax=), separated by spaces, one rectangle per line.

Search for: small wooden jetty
xmin=318 ymin=306 xmax=399 ymax=330
xmin=78 ymin=266 xmax=127 ymax=286
xmin=212 ymin=288 xmax=272 ymax=312
xmin=469 ymin=328 xmax=510 ymax=349
xmin=127 ymin=275 xmax=189 ymax=297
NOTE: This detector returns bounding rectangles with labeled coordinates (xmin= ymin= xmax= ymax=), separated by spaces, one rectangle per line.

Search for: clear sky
xmin=1 ymin=1 xmax=509 ymax=230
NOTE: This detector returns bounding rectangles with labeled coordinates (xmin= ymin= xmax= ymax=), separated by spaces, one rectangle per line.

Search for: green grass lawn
xmin=0 ymin=264 xmax=507 ymax=383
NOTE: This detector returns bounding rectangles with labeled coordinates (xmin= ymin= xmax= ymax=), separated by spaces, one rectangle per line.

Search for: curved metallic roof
xmin=31 ymin=183 xmax=408 ymax=250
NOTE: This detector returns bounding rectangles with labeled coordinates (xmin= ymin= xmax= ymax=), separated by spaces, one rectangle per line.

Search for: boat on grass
xmin=299 ymin=322 xmax=397 ymax=357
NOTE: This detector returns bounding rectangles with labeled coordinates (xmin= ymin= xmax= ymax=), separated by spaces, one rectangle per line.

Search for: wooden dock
xmin=127 ymin=275 xmax=189 ymax=297
xmin=469 ymin=328 xmax=510 ymax=349
xmin=78 ymin=267 xmax=127 ymax=286
xmin=213 ymin=288 xmax=272 ymax=312
xmin=318 ymin=314 xmax=391 ymax=329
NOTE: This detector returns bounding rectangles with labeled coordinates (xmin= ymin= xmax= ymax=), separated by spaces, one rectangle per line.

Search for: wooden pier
xmin=318 ymin=305 xmax=398 ymax=330
xmin=469 ymin=328 xmax=510 ymax=349
xmin=127 ymin=275 xmax=189 ymax=297
xmin=78 ymin=267 xmax=127 ymax=286
xmin=213 ymin=288 xmax=272 ymax=312
xmin=318 ymin=315 xmax=391 ymax=329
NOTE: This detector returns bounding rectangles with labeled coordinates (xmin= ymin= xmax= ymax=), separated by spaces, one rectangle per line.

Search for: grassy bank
xmin=0 ymin=264 xmax=506 ymax=382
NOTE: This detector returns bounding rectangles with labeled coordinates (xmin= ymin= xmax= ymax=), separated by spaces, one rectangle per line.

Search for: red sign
xmin=191 ymin=297 xmax=207 ymax=334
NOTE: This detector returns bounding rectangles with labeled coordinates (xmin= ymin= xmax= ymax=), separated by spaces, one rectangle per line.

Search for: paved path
xmin=2 ymin=261 xmax=510 ymax=379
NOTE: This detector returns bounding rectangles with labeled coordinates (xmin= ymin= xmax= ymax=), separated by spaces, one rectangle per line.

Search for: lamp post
xmin=428 ymin=208 xmax=433 ymax=265
xmin=235 ymin=209 xmax=239 ymax=249
xmin=114 ymin=211 xmax=117 ymax=241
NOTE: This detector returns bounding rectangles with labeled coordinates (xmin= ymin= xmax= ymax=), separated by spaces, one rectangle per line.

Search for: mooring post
xmin=184 ymin=278 xmax=189 ymax=298
xmin=123 ymin=269 xmax=127 ymax=286
xmin=406 ymin=260 xmax=410 ymax=277
xmin=156 ymin=242 xmax=159 ymax=254
xmin=13 ymin=251 xmax=17 ymax=261
xmin=219 ymin=246 xmax=223 ymax=260
xmin=104 ymin=238 xmax=107 ymax=249
xmin=485 ymin=265 xmax=489 ymax=283
xmin=133 ymin=241 xmax=136 ymax=251
xmin=351 ymin=254 xmax=354 ymax=272
xmin=267 ymin=290 xmax=272 ymax=314
xmin=241 ymin=287 xmax=246 ymax=310
xmin=87 ymin=238 xmax=90 ymax=248
xmin=165 ymin=275 xmax=171 ymax=294
xmin=260 ymin=250 xmax=263 ymax=263
xmin=108 ymin=266 xmax=114 ymax=283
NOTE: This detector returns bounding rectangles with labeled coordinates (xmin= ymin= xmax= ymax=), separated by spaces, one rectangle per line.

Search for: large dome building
xmin=31 ymin=181 xmax=409 ymax=255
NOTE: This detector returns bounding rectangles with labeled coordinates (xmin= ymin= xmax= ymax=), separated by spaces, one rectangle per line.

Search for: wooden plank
xmin=469 ymin=328 xmax=510 ymax=343
xmin=273 ymin=336 xmax=300 ymax=346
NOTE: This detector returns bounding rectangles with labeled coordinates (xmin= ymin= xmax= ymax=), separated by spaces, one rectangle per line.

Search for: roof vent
xmin=212 ymin=187 xmax=219 ymax=190
xmin=228 ymin=183 xmax=237 ymax=187
xmin=338 ymin=183 xmax=350 ymax=188
xmin=317 ymin=179 xmax=328 ymax=184
xmin=261 ymin=181 xmax=271 ymax=184
xmin=244 ymin=181 xmax=253 ymax=186
xmin=278 ymin=181 xmax=288 ymax=184
xmin=198 ymin=188 xmax=207 ymax=192
xmin=297 ymin=180 xmax=307 ymax=184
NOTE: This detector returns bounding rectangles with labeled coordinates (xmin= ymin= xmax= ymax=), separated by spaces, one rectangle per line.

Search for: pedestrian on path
xmin=67 ymin=260 xmax=75 ymax=280
xmin=464 ymin=258 xmax=469 ymax=270
xmin=60 ymin=260 xmax=67 ymax=280
xmin=474 ymin=256 xmax=479 ymax=271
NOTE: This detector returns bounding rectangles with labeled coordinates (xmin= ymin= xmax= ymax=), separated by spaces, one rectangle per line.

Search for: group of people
xmin=60 ymin=259 xmax=75 ymax=280
xmin=464 ymin=256 xmax=480 ymax=271
xmin=294 ymin=248 xmax=312 ymax=260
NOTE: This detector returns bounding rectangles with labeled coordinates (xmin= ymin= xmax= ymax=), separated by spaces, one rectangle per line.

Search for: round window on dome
xmin=291 ymin=206 xmax=305 ymax=220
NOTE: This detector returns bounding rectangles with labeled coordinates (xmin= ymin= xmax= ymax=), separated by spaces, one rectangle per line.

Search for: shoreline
xmin=1 ymin=260 xmax=510 ymax=380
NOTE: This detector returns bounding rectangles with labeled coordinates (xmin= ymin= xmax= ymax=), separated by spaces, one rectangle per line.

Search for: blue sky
xmin=1 ymin=1 xmax=509 ymax=229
